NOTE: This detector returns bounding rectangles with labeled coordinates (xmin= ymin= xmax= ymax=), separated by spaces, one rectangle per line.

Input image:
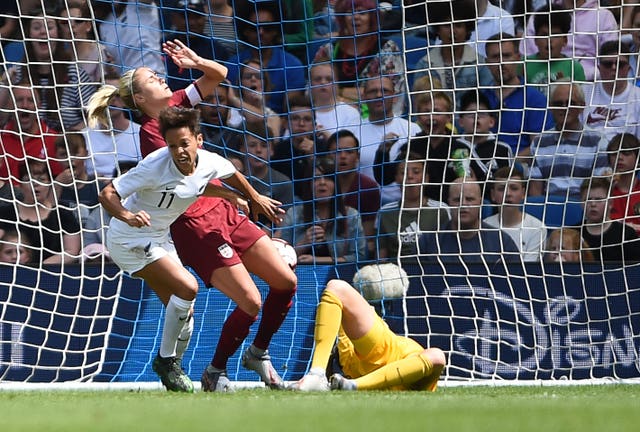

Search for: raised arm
xmin=163 ymin=39 xmax=228 ymax=97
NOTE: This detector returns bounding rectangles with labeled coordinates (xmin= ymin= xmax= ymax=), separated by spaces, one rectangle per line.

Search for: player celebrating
xmin=88 ymin=39 xmax=297 ymax=392
xmin=99 ymin=107 xmax=269 ymax=392
xmin=290 ymin=279 xmax=446 ymax=391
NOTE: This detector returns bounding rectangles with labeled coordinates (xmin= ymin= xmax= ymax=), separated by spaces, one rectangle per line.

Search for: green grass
xmin=0 ymin=385 xmax=638 ymax=432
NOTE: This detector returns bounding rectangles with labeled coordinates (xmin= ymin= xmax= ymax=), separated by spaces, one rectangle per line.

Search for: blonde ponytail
xmin=86 ymin=84 xmax=120 ymax=129
xmin=87 ymin=68 xmax=139 ymax=129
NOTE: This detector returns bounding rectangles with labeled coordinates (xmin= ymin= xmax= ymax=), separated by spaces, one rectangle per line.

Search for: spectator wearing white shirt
xmin=483 ymin=166 xmax=546 ymax=262
xmin=581 ymin=40 xmax=640 ymax=143
xmin=308 ymin=61 xmax=362 ymax=143
xmin=356 ymin=75 xmax=421 ymax=204
xmin=471 ymin=0 xmax=516 ymax=57
xmin=83 ymin=76 xmax=141 ymax=180
xmin=94 ymin=0 xmax=165 ymax=74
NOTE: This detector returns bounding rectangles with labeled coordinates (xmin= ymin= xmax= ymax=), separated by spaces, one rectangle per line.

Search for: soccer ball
xmin=352 ymin=263 xmax=409 ymax=301
xmin=272 ymin=238 xmax=297 ymax=270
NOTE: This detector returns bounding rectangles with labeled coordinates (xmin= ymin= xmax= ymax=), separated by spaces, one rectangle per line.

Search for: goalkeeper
xmin=290 ymin=278 xmax=445 ymax=391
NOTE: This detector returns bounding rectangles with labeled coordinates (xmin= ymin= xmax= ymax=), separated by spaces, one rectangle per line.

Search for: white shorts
xmin=106 ymin=232 xmax=181 ymax=276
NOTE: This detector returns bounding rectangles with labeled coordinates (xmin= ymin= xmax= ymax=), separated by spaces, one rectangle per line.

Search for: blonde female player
xmin=290 ymin=279 xmax=446 ymax=392
xmin=88 ymin=40 xmax=297 ymax=392
xmin=99 ymin=107 xmax=266 ymax=392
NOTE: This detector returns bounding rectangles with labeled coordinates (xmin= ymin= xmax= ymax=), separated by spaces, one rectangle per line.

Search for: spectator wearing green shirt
xmin=524 ymin=5 xmax=585 ymax=94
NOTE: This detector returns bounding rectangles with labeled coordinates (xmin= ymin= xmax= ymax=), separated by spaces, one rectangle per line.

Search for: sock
xmin=211 ymin=307 xmax=256 ymax=370
xmin=354 ymin=353 xmax=434 ymax=391
xmin=248 ymin=344 xmax=265 ymax=358
xmin=309 ymin=290 xmax=343 ymax=371
xmin=175 ymin=313 xmax=194 ymax=361
xmin=159 ymin=295 xmax=194 ymax=359
xmin=252 ymin=287 xmax=296 ymax=350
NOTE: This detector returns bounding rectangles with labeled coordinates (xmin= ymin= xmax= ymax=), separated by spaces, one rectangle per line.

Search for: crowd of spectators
xmin=1 ymin=0 xmax=640 ymax=268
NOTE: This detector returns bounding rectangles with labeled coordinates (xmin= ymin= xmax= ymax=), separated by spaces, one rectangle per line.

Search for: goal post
xmin=0 ymin=0 xmax=639 ymax=388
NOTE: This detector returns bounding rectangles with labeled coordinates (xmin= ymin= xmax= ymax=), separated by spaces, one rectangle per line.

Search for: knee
xmin=240 ymin=295 xmax=262 ymax=317
xmin=264 ymin=269 xmax=297 ymax=294
xmin=282 ymin=271 xmax=298 ymax=292
xmin=182 ymin=280 xmax=199 ymax=301
xmin=423 ymin=348 xmax=446 ymax=368
xmin=325 ymin=279 xmax=354 ymax=302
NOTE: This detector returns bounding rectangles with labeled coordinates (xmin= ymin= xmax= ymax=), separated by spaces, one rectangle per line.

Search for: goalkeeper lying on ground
xmin=290 ymin=278 xmax=445 ymax=391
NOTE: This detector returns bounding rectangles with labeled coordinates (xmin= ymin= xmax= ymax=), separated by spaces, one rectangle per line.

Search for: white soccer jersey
xmin=107 ymin=147 xmax=235 ymax=241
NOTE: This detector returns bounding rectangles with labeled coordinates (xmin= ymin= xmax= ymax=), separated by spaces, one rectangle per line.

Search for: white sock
xmin=159 ymin=295 xmax=194 ymax=358
xmin=175 ymin=313 xmax=194 ymax=361
xmin=308 ymin=367 xmax=326 ymax=377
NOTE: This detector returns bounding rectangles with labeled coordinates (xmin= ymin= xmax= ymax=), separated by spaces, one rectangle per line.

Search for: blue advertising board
xmin=0 ymin=263 xmax=638 ymax=382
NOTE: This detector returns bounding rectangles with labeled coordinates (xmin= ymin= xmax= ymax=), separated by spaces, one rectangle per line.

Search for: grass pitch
xmin=0 ymin=385 xmax=638 ymax=432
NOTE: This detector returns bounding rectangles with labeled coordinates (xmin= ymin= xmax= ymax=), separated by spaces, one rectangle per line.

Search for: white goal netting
xmin=0 ymin=0 xmax=638 ymax=386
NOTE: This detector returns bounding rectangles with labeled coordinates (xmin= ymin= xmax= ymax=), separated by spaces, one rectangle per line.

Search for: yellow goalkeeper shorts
xmin=337 ymin=312 xmax=424 ymax=381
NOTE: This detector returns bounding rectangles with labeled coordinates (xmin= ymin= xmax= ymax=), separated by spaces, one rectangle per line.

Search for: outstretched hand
xmin=163 ymin=39 xmax=200 ymax=70
xmin=249 ymin=195 xmax=285 ymax=225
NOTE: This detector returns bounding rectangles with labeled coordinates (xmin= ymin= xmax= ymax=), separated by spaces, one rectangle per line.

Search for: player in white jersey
xmin=99 ymin=107 xmax=283 ymax=392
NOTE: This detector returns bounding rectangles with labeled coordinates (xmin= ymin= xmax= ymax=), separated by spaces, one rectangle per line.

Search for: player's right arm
xmin=99 ymin=183 xmax=151 ymax=228
xmin=202 ymin=182 xmax=250 ymax=214
xmin=221 ymin=171 xmax=285 ymax=224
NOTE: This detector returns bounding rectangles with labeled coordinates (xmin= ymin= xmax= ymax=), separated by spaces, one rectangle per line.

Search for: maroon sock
xmin=211 ymin=307 xmax=256 ymax=369
xmin=253 ymin=287 xmax=296 ymax=350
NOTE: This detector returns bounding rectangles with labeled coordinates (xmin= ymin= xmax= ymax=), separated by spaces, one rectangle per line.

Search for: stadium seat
xmin=523 ymin=195 xmax=584 ymax=228
xmin=1 ymin=41 xmax=24 ymax=64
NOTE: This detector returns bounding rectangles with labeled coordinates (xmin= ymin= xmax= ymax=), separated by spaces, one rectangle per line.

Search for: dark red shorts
xmin=170 ymin=199 xmax=265 ymax=286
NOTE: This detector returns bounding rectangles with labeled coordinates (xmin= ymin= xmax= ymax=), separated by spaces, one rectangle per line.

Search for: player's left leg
xmin=204 ymin=263 xmax=260 ymax=391
xmin=135 ymin=256 xmax=198 ymax=393
xmin=332 ymin=348 xmax=446 ymax=391
xmin=290 ymin=280 xmax=376 ymax=391
xmin=240 ymin=236 xmax=297 ymax=389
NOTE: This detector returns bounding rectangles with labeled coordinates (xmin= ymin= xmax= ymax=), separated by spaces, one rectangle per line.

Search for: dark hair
xmin=492 ymin=165 xmax=525 ymax=184
xmin=631 ymin=5 xmax=640 ymax=24
xmin=18 ymin=158 xmax=51 ymax=181
xmin=326 ymin=129 xmax=360 ymax=151
xmin=427 ymin=0 xmax=476 ymax=39
xmin=599 ymin=40 xmax=633 ymax=57
xmin=287 ymin=92 xmax=312 ymax=111
xmin=485 ymin=32 xmax=519 ymax=52
xmin=607 ymin=133 xmax=640 ymax=154
xmin=301 ymin=157 xmax=347 ymax=238
xmin=56 ymin=132 xmax=87 ymax=155
xmin=459 ymin=89 xmax=492 ymax=113
xmin=158 ymin=106 xmax=201 ymax=138
xmin=244 ymin=121 xmax=274 ymax=143
xmin=236 ymin=1 xmax=282 ymax=44
xmin=533 ymin=5 xmax=571 ymax=35
xmin=580 ymin=177 xmax=611 ymax=197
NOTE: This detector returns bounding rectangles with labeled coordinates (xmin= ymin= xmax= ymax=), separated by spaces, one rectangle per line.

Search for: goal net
xmin=0 ymin=0 xmax=638 ymax=387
